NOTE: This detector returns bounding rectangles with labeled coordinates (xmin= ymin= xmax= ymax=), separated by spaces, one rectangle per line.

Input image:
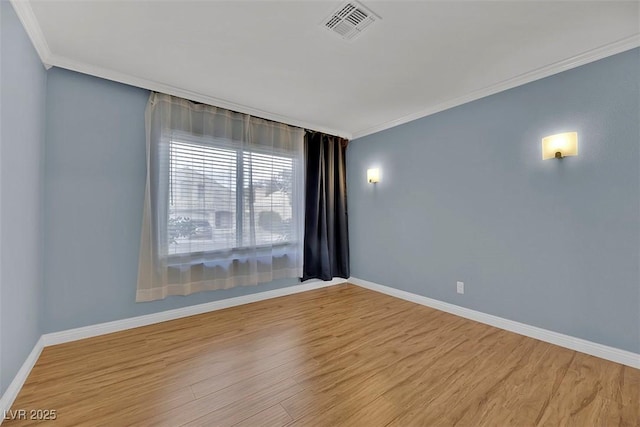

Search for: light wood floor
xmin=6 ymin=284 xmax=639 ymax=426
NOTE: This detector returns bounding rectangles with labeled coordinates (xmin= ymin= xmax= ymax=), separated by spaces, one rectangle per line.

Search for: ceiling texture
xmin=11 ymin=0 xmax=640 ymax=139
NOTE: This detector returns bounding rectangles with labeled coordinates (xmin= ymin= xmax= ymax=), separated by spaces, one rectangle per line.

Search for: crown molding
xmin=351 ymin=34 xmax=640 ymax=139
xmin=10 ymin=0 xmax=639 ymax=141
xmin=46 ymin=53 xmax=352 ymax=139
xmin=9 ymin=0 xmax=52 ymax=69
xmin=9 ymin=1 xmax=351 ymax=138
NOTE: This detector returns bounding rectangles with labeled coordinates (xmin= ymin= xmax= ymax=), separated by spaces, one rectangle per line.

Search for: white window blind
xmin=168 ymin=139 xmax=296 ymax=256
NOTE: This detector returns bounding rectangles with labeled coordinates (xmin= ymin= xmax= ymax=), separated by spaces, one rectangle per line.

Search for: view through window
xmin=168 ymin=140 xmax=295 ymax=255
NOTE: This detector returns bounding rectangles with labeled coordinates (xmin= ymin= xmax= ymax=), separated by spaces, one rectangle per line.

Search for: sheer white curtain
xmin=137 ymin=93 xmax=305 ymax=302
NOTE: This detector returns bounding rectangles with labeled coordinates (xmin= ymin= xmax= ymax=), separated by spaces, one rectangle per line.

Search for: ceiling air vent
xmin=321 ymin=1 xmax=380 ymax=41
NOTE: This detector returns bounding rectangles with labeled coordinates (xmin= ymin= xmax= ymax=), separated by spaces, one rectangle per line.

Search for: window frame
xmin=165 ymin=131 xmax=300 ymax=261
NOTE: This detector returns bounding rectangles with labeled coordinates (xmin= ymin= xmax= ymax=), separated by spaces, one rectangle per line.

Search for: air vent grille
xmin=322 ymin=1 xmax=380 ymax=41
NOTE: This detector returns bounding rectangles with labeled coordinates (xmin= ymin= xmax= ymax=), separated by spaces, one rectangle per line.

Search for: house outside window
xmin=167 ymin=139 xmax=297 ymax=256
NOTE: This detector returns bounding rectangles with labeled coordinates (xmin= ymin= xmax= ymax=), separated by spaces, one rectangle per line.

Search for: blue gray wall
xmin=347 ymin=48 xmax=640 ymax=353
xmin=42 ymin=68 xmax=299 ymax=333
xmin=2 ymin=6 xmax=638 ymax=395
xmin=0 ymin=0 xmax=47 ymax=394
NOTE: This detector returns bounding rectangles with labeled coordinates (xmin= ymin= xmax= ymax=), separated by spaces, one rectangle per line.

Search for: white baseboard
xmin=0 ymin=337 xmax=44 ymax=425
xmin=349 ymin=277 xmax=640 ymax=369
xmin=42 ymin=278 xmax=347 ymax=346
xmin=2 ymin=275 xmax=637 ymax=419
xmin=0 ymin=278 xmax=346 ymax=417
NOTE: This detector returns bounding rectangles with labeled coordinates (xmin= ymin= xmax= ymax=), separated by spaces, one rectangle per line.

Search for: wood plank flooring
xmin=5 ymin=284 xmax=639 ymax=426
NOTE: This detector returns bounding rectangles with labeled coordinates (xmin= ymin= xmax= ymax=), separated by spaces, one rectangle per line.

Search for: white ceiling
xmin=12 ymin=0 xmax=640 ymax=139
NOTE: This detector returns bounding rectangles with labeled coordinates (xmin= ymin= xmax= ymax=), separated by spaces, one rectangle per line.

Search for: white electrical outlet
xmin=456 ymin=281 xmax=464 ymax=294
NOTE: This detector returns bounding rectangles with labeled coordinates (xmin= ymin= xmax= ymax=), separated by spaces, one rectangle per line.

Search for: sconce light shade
xmin=542 ymin=132 xmax=578 ymax=160
xmin=367 ymin=168 xmax=380 ymax=183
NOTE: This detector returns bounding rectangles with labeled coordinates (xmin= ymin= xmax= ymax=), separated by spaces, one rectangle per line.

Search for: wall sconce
xmin=542 ymin=132 xmax=578 ymax=160
xmin=367 ymin=168 xmax=380 ymax=183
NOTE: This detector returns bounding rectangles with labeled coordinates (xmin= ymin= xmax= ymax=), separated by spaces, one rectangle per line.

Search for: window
xmin=137 ymin=93 xmax=305 ymax=302
xmin=168 ymin=139 xmax=296 ymax=256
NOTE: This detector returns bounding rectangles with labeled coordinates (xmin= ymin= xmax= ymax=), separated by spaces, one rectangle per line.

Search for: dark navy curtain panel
xmin=302 ymin=132 xmax=350 ymax=281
